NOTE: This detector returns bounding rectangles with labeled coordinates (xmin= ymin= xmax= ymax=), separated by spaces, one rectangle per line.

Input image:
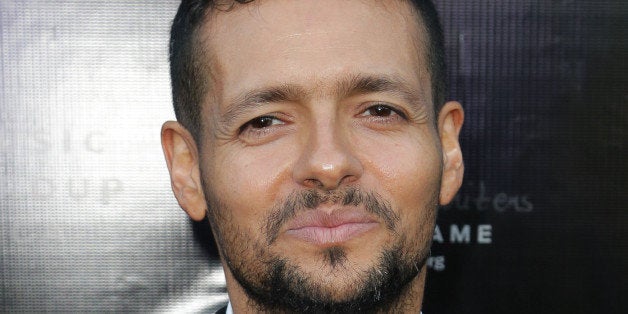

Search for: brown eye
xmin=239 ymin=115 xmax=284 ymax=134
xmin=249 ymin=116 xmax=275 ymax=129
xmin=367 ymin=105 xmax=393 ymax=117
xmin=362 ymin=104 xmax=407 ymax=119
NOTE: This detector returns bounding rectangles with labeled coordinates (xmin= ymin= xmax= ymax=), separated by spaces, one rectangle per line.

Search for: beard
xmin=204 ymin=184 xmax=438 ymax=313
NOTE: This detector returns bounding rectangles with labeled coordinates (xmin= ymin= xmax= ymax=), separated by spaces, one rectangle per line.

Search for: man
xmin=161 ymin=0 xmax=464 ymax=312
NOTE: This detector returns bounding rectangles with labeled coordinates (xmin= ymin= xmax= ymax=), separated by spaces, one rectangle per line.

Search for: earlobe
xmin=161 ymin=121 xmax=207 ymax=221
xmin=437 ymin=101 xmax=465 ymax=205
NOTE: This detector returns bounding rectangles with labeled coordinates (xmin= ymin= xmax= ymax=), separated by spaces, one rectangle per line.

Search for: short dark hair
xmin=169 ymin=0 xmax=446 ymax=140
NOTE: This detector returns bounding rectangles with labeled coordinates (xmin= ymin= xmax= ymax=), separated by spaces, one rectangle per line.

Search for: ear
xmin=161 ymin=121 xmax=207 ymax=221
xmin=437 ymin=101 xmax=465 ymax=205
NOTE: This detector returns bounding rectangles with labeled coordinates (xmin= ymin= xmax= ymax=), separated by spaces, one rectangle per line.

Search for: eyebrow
xmin=221 ymin=84 xmax=305 ymax=126
xmin=337 ymin=74 xmax=426 ymax=109
xmin=220 ymin=74 xmax=426 ymax=127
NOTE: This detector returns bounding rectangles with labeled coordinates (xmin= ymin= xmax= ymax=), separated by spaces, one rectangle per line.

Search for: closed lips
xmin=284 ymin=209 xmax=379 ymax=244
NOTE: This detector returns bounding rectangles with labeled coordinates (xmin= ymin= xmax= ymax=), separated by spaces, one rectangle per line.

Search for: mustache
xmin=264 ymin=187 xmax=399 ymax=244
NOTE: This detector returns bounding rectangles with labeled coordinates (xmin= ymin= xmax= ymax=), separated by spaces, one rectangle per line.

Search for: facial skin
xmin=162 ymin=0 xmax=464 ymax=312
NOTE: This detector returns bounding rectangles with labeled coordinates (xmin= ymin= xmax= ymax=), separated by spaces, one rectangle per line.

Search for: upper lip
xmin=284 ymin=207 xmax=378 ymax=231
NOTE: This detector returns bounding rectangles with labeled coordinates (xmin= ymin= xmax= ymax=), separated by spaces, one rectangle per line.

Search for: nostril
xmin=340 ymin=174 xmax=358 ymax=185
xmin=304 ymin=178 xmax=324 ymax=189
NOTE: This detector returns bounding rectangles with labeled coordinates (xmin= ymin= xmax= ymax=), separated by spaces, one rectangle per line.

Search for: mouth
xmin=284 ymin=209 xmax=379 ymax=245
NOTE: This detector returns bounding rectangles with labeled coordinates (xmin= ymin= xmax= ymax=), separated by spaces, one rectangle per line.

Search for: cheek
xmin=358 ymin=131 xmax=441 ymax=190
xmin=355 ymin=130 xmax=442 ymax=221
xmin=207 ymin=140 xmax=297 ymax=228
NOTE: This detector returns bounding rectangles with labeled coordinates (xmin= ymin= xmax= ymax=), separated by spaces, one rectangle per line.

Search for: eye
xmin=366 ymin=105 xmax=393 ymax=117
xmin=360 ymin=104 xmax=407 ymax=119
xmin=239 ymin=115 xmax=285 ymax=134
xmin=250 ymin=116 xmax=278 ymax=128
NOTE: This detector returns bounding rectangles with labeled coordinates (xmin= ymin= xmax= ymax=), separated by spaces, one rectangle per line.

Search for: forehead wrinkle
xmin=201 ymin=1 xmax=432 ymax=124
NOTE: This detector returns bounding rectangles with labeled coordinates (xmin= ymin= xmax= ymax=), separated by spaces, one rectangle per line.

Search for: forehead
xmin=200 ymin=0 xmax=430 ymax=105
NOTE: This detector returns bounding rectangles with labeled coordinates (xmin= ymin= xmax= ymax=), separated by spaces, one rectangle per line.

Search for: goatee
xmin=205 ymin=186 xmax=435 ymax=313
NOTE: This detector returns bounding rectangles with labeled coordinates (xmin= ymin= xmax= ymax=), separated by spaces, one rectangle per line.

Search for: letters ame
xmin=433 ymin=224 xmax=493 ymax=244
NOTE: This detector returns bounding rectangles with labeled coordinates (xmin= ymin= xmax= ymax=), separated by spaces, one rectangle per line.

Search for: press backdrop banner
xmin=1 ymin=1 xmax=626 ymax=313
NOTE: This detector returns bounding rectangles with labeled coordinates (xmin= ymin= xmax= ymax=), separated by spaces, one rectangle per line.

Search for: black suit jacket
xmin=215 ymin=305 xmax=227 ymax=314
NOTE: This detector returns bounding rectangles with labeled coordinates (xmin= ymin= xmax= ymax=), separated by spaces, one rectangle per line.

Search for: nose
xmin=292 ymin=119 xmax=363 ymax=190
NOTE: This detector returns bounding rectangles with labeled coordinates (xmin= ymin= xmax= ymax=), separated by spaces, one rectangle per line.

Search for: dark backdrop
xmin=423 ymin=1 xmax=627 ymax=313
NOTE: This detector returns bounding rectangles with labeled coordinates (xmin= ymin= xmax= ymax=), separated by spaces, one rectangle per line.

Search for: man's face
xmin=163 ymin=0 xmax=464 ymax=311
